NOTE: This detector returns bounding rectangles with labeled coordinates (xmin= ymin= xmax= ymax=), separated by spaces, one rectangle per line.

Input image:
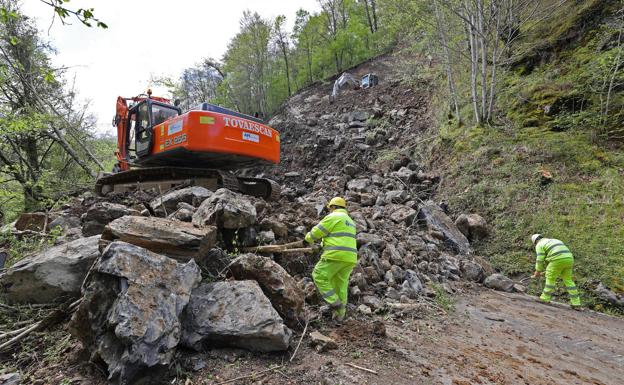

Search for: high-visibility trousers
xmin=312 ymin=258 xmax=356 ymax=317
xmin=540 ymin=258 xmax=581 ymax=306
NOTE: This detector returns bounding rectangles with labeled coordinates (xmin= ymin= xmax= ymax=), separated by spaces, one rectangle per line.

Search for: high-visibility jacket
xmin=305 ymin=208 xmax=358 ymax=263
xmin=535 ymin=238 xmax=574 ymax=272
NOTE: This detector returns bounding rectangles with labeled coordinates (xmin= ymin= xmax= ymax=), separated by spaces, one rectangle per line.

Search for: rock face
xmin=70 ymin=242 xmax=201 ymax=385
xmin=229 ymin=253 xmax=304 ymax=324
xmin=181 ymin=280 xmax=292 ymax=352
xmin=455 ymin=214 xmax=489 ymax=241
xmin=82 ymin=202 xmax=138 ymax=236
xmin=192 ymin=188 xmax=257 ymax=229
xmin=418 ymin=203 xmax=471 ymax=254
xmin=150 ymin=186 xmax=212 ymax=215
xmin=484 ymin=273 xmax=514 ymax=292
xmin=100 ymin=216 xmax=217 ymax=261
xmin=1 ymin=236 xmax=100 ymax=304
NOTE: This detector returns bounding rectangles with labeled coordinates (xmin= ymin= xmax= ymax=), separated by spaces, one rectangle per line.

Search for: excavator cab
xmin=126 ymin=100 xmax=181 ymax=158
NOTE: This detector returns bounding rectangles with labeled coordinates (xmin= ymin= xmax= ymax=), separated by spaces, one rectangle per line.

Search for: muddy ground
xmin=177 ymin=288 xmax=623 ymax=385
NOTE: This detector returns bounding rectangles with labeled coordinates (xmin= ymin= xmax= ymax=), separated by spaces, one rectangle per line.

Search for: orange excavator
xmin=95 ymin=91 xmax=281 ymax=199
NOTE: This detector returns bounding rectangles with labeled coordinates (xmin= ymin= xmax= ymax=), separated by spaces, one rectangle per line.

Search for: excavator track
xmin=95 ymin=167 xmax=280 ymax=201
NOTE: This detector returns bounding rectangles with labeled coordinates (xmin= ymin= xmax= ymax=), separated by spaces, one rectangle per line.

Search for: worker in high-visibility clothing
xmin=305 ymin=197 xmax=358 ymax=321
xmin=531 ymin=234 xmax=581 ymax=309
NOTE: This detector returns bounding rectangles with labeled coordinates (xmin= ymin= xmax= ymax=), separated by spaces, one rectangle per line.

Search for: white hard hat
xmin=531 ymin=234 xmax=542 ymax=244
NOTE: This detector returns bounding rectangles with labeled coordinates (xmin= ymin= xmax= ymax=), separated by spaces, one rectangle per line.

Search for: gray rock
xmin=391 ymin=206 xmax=417 ymax=226
xmin=309 ymin=331 xmax=337 ymax=352
xmin=82 ymin=202 xmax=138 ymax=236
xmin=1 ymin=236 xmax=100 ymax=304
xmin=401 ymin=270 xmax=423 ymax=299
xmin=48 ymin=215 xmax=81 ymax=232
xmin=386 ymin=287 xmax=401 ymax=300
xmin=0 ymin=372 xmax=21 ymax=385
xmin=347 ymin=178 xmax=371 ymax=193
xmin=192 ymin=188 xmax=257 ymax=229
xmin=455 ymin=214 xmax=489 ymax=241
xmin=350 ymin=212 xmax=368 ymax=232
xmin=284 ymin=171 xmax=301 ymax=177
xmin=357 ymin=304 xmax=372 ymax=315
xmin=237 ymin=227 xmax=258 ymax=247
xmin=258 ymin=230 xmax=276 ymax=244
xmin=594 ymin=282 xmax=624 ymax=308
xmin=348 ymin=110 xmax=369 ymax=122
xmin=385 ymin=190 xmax=408 ymax=204
xmin=70 ymin=242 xmax=201 ymax=385
xmin=150 ymin=186 xmax=212 ymax=215
xmin=417 ymin=203 xmax=471 ymax=254
xmin=484 ymin=273 xmax=514 ymax=292
xmin=181 ymin=280 xmax=292 ymax=352
xmin=460 ymin=260 xmax=485 ymax=282
xmin=357 ymin=233 xmax=385 ymax=249
xmin=173 ymin=208 xmax=194 ymax=222
xmin=361 ymin=295 xmax=383 ymax=310
xmin=229 ymin=254 xmax=304 ymax=325
xmin=391 ymin=167 xmax=416 ymax=184
xmin=101 ymin=216 xmax=217 ymax=261
xmin=260 ymin=218 xmax=288 ymax=238
xmin=360 ymin=193 xmax=376 ymax=206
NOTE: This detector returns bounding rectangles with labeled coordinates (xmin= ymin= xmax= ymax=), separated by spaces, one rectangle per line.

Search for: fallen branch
xmin=289 ymin=318 xmax=309 ymax=362
xmin=0 ymin=300 xmax=78 ymax=352
xmin=345 ymin=362 xmax=378 ymax=375
xmin=242 ymin=240 xmax=305 ymax=253
xmin=216 ymin=365 xmax=284 ymax=385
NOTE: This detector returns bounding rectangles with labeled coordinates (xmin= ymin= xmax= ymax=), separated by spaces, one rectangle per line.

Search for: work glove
xmin=311 ymin=244 xmax=322 ymax=254
xmin=532 ymin=271 xmax=542 ymax=278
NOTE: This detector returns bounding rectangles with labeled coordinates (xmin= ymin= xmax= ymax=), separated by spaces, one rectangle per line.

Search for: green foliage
xmin=435 ymin=124 xmax=624 ymax=297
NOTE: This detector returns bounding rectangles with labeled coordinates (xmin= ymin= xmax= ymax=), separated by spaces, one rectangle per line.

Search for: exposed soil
xmin=176 ymin=288 xmax=624 ymax=385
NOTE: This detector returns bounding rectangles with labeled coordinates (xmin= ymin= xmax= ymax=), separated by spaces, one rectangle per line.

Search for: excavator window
xmin=152 ymin=104 xmax=178 ymax=125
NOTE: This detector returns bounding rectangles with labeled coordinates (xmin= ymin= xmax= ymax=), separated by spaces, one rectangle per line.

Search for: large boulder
xmin=181 ymin=280 xmax=292 ymax=352
xmin=192 ymin=188 xmax=257 ymax=229
xmin=484 ymin=273 xmax=514 ymax=292
xmin=150 ymin=186 xmax=212 ymax=215
xmin=1 ymin=236 xmax=100 ymax=304
xmin=229 ymin=253 xmax=304 ymax=325
xmin=417 ymin=203 xmax=471 ymax=254
xmin=455 ymin=214 xmax=489 ymax=241
xmin=82 ymin=202 xmax=138 ymax=236
xmin=100 ymin=216 xmax=217 ymax=261
xmin=70 ymin=242 xmax=201 ymax=385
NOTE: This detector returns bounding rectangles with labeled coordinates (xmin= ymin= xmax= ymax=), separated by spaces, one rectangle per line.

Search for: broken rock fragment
xmin=192 ymin=188 xmax=257 ymax=229
xmin=82 ymin=202 xmax=138 ymax=236
xmin=100 ymin=216 xmax=217 ymax=261
xmin=229 ymin=253 xmax=304 ymax=325
xmin=181 ymin=280 xmax=292 ymax=352
xmin=1 ymin=235 xmax=100 ymax=304
xmin=70 ymin=241 xmax=201 ymax=385
xmin=484 ymin=273 xmax=514 ymax=292
xmin=150 ymin=186 xmax=212 ymax=215
xmin=417 ymin=203 xmax=471 ymax=255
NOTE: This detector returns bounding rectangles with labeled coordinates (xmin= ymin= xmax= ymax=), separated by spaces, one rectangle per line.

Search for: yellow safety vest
xmin=305 ymin=208 xmax=358 ymax=263
xmin=535 ymin=238 xmax=573 ymax=271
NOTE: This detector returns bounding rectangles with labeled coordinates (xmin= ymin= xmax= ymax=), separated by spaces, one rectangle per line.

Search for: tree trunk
xmin=371 ymin=0 xmax=378 ymax=32
xmin=364 ymin=0 xmax=374 ymax=34
xmin=434 ymin=2 xmax=461 ymax=122
xmin=282 ymin=45 xmax=292 ymax=96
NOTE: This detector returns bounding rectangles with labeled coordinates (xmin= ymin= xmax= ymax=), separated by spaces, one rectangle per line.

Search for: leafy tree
xmin=0 ymin=0 xmax=102 ymax=215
